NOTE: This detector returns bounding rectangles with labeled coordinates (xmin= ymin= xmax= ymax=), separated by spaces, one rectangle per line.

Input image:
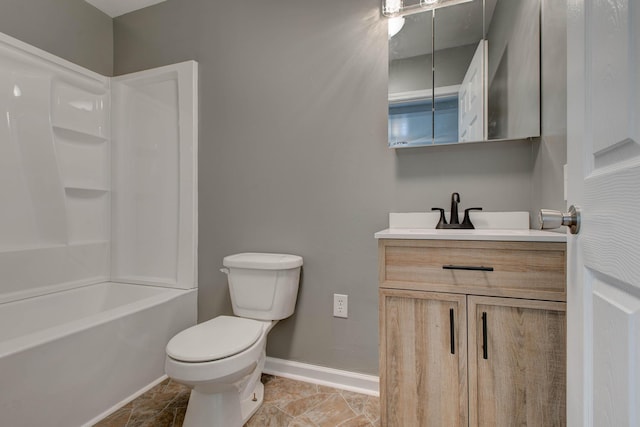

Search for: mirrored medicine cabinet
xmin=387 ymin=0 xmax=540 ymax=148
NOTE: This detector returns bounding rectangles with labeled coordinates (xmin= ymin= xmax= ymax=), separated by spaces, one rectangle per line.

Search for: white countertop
xmin=374 ymin=228 xmax=567 ymax=242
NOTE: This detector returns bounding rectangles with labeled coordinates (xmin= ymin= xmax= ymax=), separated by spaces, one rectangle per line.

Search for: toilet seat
xmin=166 ymin=316 xmax=264 ymax=363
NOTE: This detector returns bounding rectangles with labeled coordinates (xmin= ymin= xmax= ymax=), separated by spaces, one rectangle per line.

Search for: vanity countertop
xmin=374 ymin=228 xmax=567 ymax=242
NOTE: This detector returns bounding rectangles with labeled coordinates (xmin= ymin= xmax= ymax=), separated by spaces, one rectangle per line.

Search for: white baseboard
xmin=263 ymin=357 xmax=379 ymax=396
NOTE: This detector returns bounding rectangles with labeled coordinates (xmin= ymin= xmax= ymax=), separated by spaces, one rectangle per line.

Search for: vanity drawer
xmin=379 ymin=239 xmax=566 ymax=301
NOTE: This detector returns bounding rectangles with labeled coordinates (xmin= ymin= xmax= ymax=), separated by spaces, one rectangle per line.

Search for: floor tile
xmin=337 ymin=414 xmax=374 ymax=427
xmin=245 ymin=403 xmax=293 ymax=427
xmin=297 ymin=393 xmax=357 ymax=427
xmin=94 ymin=374 xmax=379 ymax=427
xmin=362 ymin=396 xmax=380 ymax=423
xmin=278 ymin=392 xmax=333 ymax=417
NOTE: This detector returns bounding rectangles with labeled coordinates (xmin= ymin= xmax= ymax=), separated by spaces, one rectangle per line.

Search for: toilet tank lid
xmin=223 ymin=253 xmax=303 ymax=270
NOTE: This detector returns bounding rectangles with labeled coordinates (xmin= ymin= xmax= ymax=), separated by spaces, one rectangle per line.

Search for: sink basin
xmin=389 ymin=211 xmax=530 ymax=230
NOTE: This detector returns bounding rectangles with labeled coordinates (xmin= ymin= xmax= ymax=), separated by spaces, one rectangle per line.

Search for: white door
xmin=566 ymin=0 xmax=640 ymax=425
xmin=458 ymin=40 xmax=486 ymax=142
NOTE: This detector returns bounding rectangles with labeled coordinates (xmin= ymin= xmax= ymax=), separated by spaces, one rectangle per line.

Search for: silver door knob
xmin=538 ymin=205 xmax=581 ymax=234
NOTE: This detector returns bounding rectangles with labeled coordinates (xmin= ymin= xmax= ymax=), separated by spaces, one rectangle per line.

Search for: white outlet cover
xmin=84 ymin=0 xmax=167 ymax=17
xmin=333 ymin=294 xmax=348 ymax=318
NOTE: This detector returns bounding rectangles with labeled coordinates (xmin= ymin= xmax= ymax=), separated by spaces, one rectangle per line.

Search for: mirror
xmin=388 ymin=0 xmax=540 ymax=148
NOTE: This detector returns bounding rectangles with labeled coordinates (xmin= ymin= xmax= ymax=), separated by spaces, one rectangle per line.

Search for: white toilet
xmin=165 ymin=252 xmax=303 ymax=427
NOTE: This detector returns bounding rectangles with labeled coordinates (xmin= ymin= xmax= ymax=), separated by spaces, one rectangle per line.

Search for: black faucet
xmin=432 ymin=192 xmax=482 ymax=229
xmin=450 ymin=192 xmax=461 ymax=225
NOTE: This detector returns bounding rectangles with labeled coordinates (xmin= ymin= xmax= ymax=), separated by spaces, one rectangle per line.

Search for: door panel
xmin=567 ymin=0 xmax=640 ymax=424
xmin=592 ymin=280 xmax=640 ymax=426
xmin=379 ymin=289 xmax=467 ymax=427
xmin=588 ymin=0 xmax=635 ymax=154
xmin=583 ymin=163 xmax=640 ymax=286
xmin=468 ymin=296 xmax=566 ymax=427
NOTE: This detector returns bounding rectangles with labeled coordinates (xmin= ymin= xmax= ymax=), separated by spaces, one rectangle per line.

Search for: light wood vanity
xmin=377 ymin=235 xmax=567 ymax=426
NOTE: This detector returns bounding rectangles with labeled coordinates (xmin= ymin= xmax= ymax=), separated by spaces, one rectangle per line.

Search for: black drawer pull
xmin=443 ymin=265 xmax=494 ymax=272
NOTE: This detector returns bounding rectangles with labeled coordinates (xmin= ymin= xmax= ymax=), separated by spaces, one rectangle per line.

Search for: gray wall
xmin=531 ymin=0 xmax=568 ymax=225
xmin=114 ymin=0 xmax=537 ymax=375
xmin=0 ymin=0 xmax=113 ymax=75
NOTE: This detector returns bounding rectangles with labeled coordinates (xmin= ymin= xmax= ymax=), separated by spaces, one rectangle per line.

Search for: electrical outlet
xmin=333 ymin=294 xmax=348 ymax=318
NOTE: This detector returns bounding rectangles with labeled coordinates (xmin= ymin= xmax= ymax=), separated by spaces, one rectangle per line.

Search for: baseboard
xmin=263 ymin=357 xmax=379 ymax=396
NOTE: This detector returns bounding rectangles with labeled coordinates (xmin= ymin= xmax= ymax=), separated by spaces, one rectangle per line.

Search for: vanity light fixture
xmin=383 ymin=0 xmax=473 ymax=17
xmin=383 ymin=0 xmax=403 ymax=16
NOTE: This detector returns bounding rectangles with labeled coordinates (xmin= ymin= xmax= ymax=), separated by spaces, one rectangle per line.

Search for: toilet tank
xmin=222 ymin=253 xmax=303 ymax=320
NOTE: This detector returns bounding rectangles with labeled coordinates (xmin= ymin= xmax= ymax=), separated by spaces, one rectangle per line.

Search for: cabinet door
xmin=468 ymin=296 xmax=566 ymax=427
xmin=380 ymin=289 xmax=467 ymax=427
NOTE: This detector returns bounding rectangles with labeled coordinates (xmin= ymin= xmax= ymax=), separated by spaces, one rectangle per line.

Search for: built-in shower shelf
xmin=52 ymin=125 xmax=108 ymax=143
xmin=0 ymin=243 xmax=68 ymax=254
xmin=64 ymin=185 xmax=109 ymax=193
xmin=0 ymin=241 xmax=107 ymax=254
xmin=64 ymin=188 xmax=109 ymax=243
xmin=67 ymin=240 xmax=109 ymax=247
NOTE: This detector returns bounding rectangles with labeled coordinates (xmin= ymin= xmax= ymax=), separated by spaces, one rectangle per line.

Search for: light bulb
xmin=383 ymin=0 xmax=403 ymax=16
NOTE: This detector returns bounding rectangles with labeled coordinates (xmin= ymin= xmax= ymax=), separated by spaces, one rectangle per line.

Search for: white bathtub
xmin=0 ymin=282 xmax=196 ymax=427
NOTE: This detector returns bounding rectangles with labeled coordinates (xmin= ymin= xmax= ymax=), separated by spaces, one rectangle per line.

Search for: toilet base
xmin=182 ymin=380 xmax=264 ymax=427
xmin=241 ymin=381 xmax=264 ymax=423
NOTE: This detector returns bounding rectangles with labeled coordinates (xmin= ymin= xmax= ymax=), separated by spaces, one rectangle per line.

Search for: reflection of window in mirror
xmin=388 ymin=11 xmax=435 ymax=147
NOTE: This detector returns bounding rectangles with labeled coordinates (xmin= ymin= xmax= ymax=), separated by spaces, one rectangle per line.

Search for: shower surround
xmin=0 ymin=32 xmax=198 ymax=426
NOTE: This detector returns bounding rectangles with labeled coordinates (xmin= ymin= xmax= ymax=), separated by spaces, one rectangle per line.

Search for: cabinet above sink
xmin=387 ymin=0 xmax=542 ymax=147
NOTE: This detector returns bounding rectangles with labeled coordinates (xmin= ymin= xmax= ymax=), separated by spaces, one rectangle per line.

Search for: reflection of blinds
xmin=388 ymin=97 xmax=458 ymax=148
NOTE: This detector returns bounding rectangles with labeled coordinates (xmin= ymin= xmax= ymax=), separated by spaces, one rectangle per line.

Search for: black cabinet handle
xmin=449 ymin=308 xmax=455 ymax=355
xmin=443 ymin=265 xmax=494 ymax=272
xmin=482 ymin=312 xmax=488 ymax=359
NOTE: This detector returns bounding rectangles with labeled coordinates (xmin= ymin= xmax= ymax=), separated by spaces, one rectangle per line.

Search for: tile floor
xmin=94 ymin=374 xmax=380 ymax=427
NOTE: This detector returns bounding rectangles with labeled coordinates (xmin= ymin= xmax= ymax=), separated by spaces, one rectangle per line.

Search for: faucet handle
xmin=431 ymin=208 xmax=447 ymax=229
xmin=462 ymin=207 xmax=483 ymax=229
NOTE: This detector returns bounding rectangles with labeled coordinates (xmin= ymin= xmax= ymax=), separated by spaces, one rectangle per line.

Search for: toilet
xmin=165 ymin=252 xmax=303 ymax=427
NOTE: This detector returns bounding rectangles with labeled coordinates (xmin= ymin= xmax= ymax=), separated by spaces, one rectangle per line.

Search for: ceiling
xmin=84 ymin=0 xmax=167 ymax=18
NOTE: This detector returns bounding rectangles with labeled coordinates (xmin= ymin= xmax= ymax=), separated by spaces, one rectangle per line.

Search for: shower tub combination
xmin=0 ymin=33 xmax=198 ymax=426
xmin=0 ymin=283 xmax=195 ymax=426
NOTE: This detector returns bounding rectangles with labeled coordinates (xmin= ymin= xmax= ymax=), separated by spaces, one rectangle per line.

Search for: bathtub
xmin=0 ymin=282 xmax=196 ymax=427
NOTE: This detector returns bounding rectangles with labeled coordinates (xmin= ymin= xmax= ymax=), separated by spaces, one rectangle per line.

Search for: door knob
xmin=538 ymin=205 xmax=581 ymax=234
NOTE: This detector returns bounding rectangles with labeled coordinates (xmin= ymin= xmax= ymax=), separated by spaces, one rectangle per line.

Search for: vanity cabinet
xmin=379 ymin=239 xmax=567 ymax=427
xmin=381 ymin=289 xmax=468 ymax=426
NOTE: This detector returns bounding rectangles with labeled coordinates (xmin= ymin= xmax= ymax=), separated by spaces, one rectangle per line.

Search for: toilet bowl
xmin=164 ymin=253 xmax=303 ymax=427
